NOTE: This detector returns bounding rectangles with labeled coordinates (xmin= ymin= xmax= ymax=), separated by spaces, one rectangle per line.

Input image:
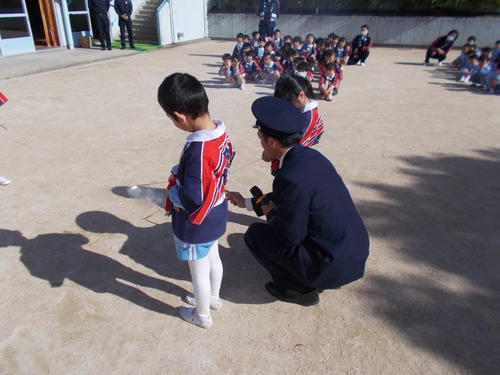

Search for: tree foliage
xmin=208 ymin=0 xmax=500 ymax=14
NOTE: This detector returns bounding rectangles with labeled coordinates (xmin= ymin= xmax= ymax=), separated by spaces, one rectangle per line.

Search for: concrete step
xmin=128 ymin=0 xmax=160 ymax=45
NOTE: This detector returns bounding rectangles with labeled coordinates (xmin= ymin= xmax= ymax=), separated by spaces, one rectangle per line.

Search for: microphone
xmin=250 ymin=186 xmax=273 ymax=217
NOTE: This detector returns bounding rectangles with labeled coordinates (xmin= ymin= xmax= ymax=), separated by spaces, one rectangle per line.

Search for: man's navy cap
xmin=251 ymin=96 xmax=307 ymax=140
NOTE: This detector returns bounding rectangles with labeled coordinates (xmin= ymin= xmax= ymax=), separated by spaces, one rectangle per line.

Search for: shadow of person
xmin=76 ymin=210 xmax=190 ymax=282
xmin=219 ymin=232 xmax=274 ymax=305
xmin=354 ymin=149 xmax=500 ymax=374
xmin=0 ymin=229 xmax=183 ymax=317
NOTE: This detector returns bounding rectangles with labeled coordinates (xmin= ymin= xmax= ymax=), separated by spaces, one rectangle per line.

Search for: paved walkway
xmin=0 ymin=46 xmax=141 ymax=80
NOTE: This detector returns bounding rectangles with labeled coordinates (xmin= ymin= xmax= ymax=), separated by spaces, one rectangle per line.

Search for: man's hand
xmin=261 ymin=200 xmax=276 ymax=215
xmin=226 ymin=191 xmax=246 ymax=208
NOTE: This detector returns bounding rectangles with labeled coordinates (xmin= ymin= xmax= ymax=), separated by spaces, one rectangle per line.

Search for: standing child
xmin=158 ymin=73 xmax=235 ymax=329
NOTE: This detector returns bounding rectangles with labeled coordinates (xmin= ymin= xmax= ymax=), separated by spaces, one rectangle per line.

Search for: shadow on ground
xmin=356 ymin=148 xmax=500 ymax=374
xmin=0 ymin=228 xmax=181 ymax=317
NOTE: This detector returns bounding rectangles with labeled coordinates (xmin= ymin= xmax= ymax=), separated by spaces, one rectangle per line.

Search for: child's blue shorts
xmin=174 ymin=235 xmax=216 ymax=261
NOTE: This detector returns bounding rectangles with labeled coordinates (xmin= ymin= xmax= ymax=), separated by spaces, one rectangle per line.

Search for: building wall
xmin=208 ymin=13 xmax=499 ymax=47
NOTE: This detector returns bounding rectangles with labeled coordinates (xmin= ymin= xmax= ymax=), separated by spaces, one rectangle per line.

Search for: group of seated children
xmin=218 ymin=30 xmax=357 ymax=101
xmin=451 ymin=37 xmax=500 ymax=94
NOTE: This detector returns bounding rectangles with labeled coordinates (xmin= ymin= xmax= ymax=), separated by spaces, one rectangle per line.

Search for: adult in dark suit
xmin=114 ymin=0 xmax=135 ymax=50
xmin=88 ymin=0 xmax=112 ymax=50
xmin=228 ymin=97 xmax=369 ymax=306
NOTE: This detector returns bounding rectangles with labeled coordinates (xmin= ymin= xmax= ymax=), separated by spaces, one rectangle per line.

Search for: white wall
xmin=208 ymin=13 xmax=499 ymax=48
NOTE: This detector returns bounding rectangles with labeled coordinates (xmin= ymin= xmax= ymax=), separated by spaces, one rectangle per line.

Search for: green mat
xmin=111 ymin=42 xmax=160 ymax=51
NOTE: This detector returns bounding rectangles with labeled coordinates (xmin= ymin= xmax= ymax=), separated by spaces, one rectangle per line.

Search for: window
xmin=0 ymin=16 xmax=30 ymax=39
xmin=0 ymin=0 xmax=24 ymax=14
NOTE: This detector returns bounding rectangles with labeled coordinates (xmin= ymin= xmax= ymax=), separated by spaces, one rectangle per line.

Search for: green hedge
xmin=208 ymin=0 xmax=500 ymax=15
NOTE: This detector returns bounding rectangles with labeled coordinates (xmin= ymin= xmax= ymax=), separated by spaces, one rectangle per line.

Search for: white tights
xmin=187 ymin=241 xmax=223 ymax=317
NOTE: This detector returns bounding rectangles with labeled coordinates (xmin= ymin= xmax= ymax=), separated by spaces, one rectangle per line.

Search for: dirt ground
xmin=0 ymin=41 xmax=499 ymax=374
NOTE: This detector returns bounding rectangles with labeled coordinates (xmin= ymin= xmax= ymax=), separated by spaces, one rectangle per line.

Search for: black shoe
xmin=130 ymin=44 xmax=136 ymax=49
xmin=265 ymin=282 xmax=319 ymax=306
xmin=101 ymin=46 xmax=106 ymax=51
xmin=107 ymin=46 xmax=112 ymax=50
xmin=120 ymin=46 xmax=126 ymax=50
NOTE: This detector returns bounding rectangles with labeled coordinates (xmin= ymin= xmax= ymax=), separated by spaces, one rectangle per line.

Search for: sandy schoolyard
xmin=0 ymin=41 xmax=499 ymax=374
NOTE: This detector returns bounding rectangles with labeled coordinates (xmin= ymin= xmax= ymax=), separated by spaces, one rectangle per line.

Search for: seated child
xmin=242 ymin=52 xmax=261 ymax=82
xmin=319 ymin=62 xmax=340 ymax=101
xmin=292 ymin=36 xmax=303 ymax=51
xmin=273 ymin=29 xmax=283 ymax=50
xmin=295 ymin=61 xmax=313 ymax=82
xmin=283 ymin=49 xmax=300 ymax=75
xmin=452 ymin=44 xmax=474 ymax=68
xmin=320 ymin=49 xmax=343 ymax=81
xmin=240 ymin=42 xmax=253 ymax=61
xmin=301 ymin=33 xmax=317 ymax=59
xmin=259 ymin=53 xmax=282 ymax=84
xmin=232 ymin=33 xmax=244 ymax=57
xmin=315 ymin=38 xmax=326 ymax=66
xmin=492 ymin=40 xmax=500 ymax=59
xmin=264 ymin=40 xmax=275 ymax=56
xmin=273 ymin=51 xmax=284 ymax=71
xmin=335 ymin=37 xmax=350 ymax=67
xmin=484 ymin=58 xmax=500 ymax=93
xmin=228 ymin=56 xmax=245 ymax=89
xmin=251 ymin=31 xmax=260 ymax=50
xmin=255 ymin=36 xmax=266 ymax=63
xmin=470 ymin=55 xmax=491 ymax=87
xmin=218 ymin=53 xmax=232 ymax=82
xmin=458 ymin=52 xmax=478 ymax=82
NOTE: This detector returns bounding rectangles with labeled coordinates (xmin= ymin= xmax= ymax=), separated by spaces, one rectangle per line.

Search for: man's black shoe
xmin=130 ymin=44 xmax=136 ymax=49
xmin=265 ymin=282 xmax=319 ymax=306
xmin=101 ymin=46 xmax=106 ymax=51
xmin=107 ymin=46 xmax=112 ymax=50
xmin=120 ymin=46 xmax=126 ymax=50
